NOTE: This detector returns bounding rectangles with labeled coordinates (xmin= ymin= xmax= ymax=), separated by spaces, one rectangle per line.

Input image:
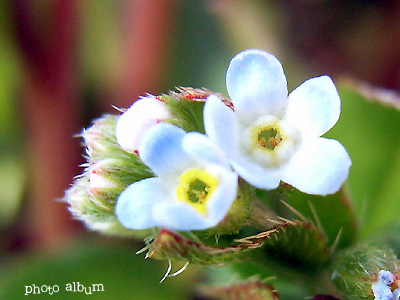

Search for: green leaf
xmin=367 ymin=220 xmax=400 ymax=258
xmin=0 ymin=239 xmax=194 ymax=300
xmin=326 ymin=85 xmax=400 ymax=238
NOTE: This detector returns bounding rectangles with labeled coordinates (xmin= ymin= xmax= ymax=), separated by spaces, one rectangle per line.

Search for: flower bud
xmin=82 ymin=114 xmax=119 ymax=162
xmin=116 ymin=95 xmax=170 ymax=153
xmin=65 ymin=174 xmax=152 ymax=237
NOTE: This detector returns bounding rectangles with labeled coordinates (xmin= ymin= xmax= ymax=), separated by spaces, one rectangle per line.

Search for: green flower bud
xmin=65 ymin=176 xmax=137 ymax=236
xmin=82 ymin=114 xmax=121 ymax=162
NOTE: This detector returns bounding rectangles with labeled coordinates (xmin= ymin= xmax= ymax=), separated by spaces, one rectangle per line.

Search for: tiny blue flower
xmin=115 ymin=123 xmax=238 ymax=231
xmin=204 ymin=49 xmax=351 ymax=195
xmin=372 ymin=270 xmax=399 ymax=300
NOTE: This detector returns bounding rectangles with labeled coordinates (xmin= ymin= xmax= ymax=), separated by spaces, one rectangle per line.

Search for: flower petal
xmin=204 ymin=95 xmax=239 ymax=155
xmin=230 ymin=156 xmax=281 ymax=190
xmin=206 ymin=168 xmax=238 ymax=223
xmin=115 ymin=178 xmax=168 ymax=230
xmin=226 ymin=49 xmax=288 ymax=120
xmin=139 ymin=123 xmax=193 ymax=176
xmin=183 ymin=132 xmax=229 ymax=167
xmin=281 ymin=138 xmax=351 ymax=195
xmin=116 ymin=97 xmax=170 ymax=153
xmin=152 ymin=201 xmax=212 ymax=231
xmin=286 ymin=76 xmax=341 ymax=137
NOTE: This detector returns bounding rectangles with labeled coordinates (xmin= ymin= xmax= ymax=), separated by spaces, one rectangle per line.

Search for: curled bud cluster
xmin=64 ymin=115 xmax=154 ymax=236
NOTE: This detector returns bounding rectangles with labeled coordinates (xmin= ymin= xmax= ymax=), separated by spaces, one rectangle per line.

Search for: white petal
xmin=203 ymin=95 xmax=239 ymax=155
xmin=230 ymin=156 xmax=281 ymax=190
xmin=226 ymin=49 xmax=288 ymax=120
xmin=115 ymin=178 xmax=168 ymax=230
xmin=286 ymin=76 xmax=340 ymax=137
xmin=183 ymin=132 xmax=229 ymax=167
xmin=206 ymin=168 xmax=238 ymax=223
xmin=139 ymin=123 xmax=193 ymax=176
xmin=281 ymin=138 xmax=351 ymax=195
xmin=116 ymin=97 xmax=170 ymax=153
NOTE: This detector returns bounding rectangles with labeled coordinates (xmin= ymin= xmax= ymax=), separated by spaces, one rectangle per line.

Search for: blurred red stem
xmin=13 ymin=0 xmax=82 ymax=250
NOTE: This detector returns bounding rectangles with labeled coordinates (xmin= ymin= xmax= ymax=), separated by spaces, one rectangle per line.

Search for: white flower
xmin=204 ymin=49 xmax=351 ymax=195
xmin=115 ymin=123 xmax=238 ymax=231
xmin=116 ymin=96 xmax=170 ymax=153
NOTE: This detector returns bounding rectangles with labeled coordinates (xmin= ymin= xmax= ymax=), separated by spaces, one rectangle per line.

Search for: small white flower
xmin=204 ymin=49 xmax=351 ymax=195
xmin=116 ymin=96 xmax=170 ymax=153
xmin=115 ymin=123 xmax=238 ymax=231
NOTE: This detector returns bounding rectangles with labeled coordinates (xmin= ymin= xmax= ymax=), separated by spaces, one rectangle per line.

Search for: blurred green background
xmin=0 ymin=0 xmax=399 ymax=299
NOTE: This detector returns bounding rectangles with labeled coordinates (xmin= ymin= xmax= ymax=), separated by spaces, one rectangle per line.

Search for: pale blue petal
xmin=226 ymin=49 xmax=288 ymax=120
xmin=139 ymin=123 xmax=193 ymax=176
xmin=207 ymin=169 xmax=238 ymax=223
xmin=281 ymin=138 xmax=351 ymax=195
xmin=183 ymin=132 xmax=229 ymax=167
xmin=286 ymin=76 xmax=341 ymax=137
xmin=115 ymin=178 xmax=168 ymax=230
xmin=153 ymin=201 xmax=212 ymax=231
xmin=203 ymin=95 xmax=239 ymax=155
xmin=230 ymin=156 xmax=281 ymax=190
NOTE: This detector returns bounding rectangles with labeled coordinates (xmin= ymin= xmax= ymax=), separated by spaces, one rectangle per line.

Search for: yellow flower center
xmin=175 ymin=168 xmax=219 ymax=214
xmin=257 ymin=127 xmax=282 ymax=150
xmin=244 ymin=117 xmax=297 ymax=168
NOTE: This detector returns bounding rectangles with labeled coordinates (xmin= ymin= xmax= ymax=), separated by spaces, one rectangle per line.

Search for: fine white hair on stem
xmin=168 ymin=262 xmax=189 ymax=278
xmin=159 ymin=260 xmax=172 ymax=284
